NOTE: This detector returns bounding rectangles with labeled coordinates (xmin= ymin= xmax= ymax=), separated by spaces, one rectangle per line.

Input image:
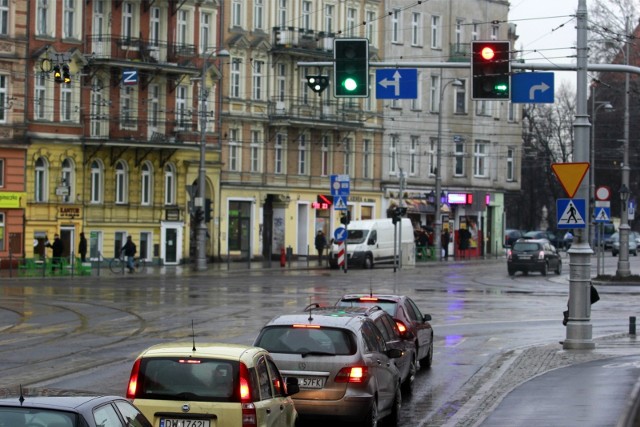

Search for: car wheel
xmin=361 ymin=399 xmax=378 ymax=427
xmin=420 ymin=336 xmax=433 ymax=369
xmin=384 ymin=386 xmax=401 ymax=427
xmin=401 ymin=352 xmax=417 ymax=393
xmin=508 ymin=267 xmax=515 ymax=276
xmin=541 ymin=262 xmax=548 ymax=276
xmin=364 ymin=255 xmax=374 ymax=269
xmin=555 ymin=260 xmax=562 ymax=275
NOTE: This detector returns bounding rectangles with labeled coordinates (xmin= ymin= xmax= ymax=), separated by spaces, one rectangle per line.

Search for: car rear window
xmin=136 ymin=358 xmax=242 ymax=402
xmin=255 ymin=326 xmax=356 ymax=355
xmin=0 ymin=408 xmax=77 ymax=427
xmin=336 ymin=299 xmax=398 ymax=317
xmin=513 ymin=242 xmax=540 ymax=251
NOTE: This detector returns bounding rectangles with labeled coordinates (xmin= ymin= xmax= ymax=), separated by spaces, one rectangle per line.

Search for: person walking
xmin=122 ymin=236 xmax=137 ymax=273
xmin=442 ymin=229 xmax=450 ymax=260
xmin=46 ymin=234 xmax=64 ymax=272
xmin=314 ymin=230 xmax=327 ymax=265
xmin=78 ymin=232 xmax=87 ymax=262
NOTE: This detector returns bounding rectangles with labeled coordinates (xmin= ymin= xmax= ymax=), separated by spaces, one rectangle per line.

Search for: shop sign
xmin=166 ymin=208 xmax=180 ymax=221
xmin=0 ymin=192 xmax=25 ymax=208
xmin=58 ymin=206 xmax=81 ymax=219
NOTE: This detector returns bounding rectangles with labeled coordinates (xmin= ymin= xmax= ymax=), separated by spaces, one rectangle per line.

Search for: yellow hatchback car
xmin=126 ymin=342 xmax=299 ymax=427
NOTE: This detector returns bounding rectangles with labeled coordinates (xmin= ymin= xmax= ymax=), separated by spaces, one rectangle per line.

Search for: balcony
xmin=88 ymin=35 xmax=200 ymax=67
xmin=267 ymin=96 xmax=365 ymax=130
xmin=271 ymin=27 xmax=335 ymax=57
xmin=449 ymin=43 xmax=471 ymax=62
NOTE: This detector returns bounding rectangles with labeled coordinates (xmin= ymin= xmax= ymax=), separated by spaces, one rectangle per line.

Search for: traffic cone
xmin=280 ymin=247 xmax=286 ymax=267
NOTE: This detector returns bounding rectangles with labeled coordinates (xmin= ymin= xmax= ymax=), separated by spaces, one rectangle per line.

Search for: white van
xmin=329 ymin=218 xmax=415 ymax=269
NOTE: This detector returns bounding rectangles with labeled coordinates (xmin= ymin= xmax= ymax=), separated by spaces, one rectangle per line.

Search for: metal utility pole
xmin=617 ymin=18 xmax=631 ymax=277
xmin=564 ymin=0 xmax=594 ymax=350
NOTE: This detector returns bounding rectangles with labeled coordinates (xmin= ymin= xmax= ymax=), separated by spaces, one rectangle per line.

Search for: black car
xmin=0 ymin=394 xmax=151 ymax=427
xmin=504 ymin=229 xmax=524 ymax=248
xmin=507 ymin=238 xmax=562 ymax=276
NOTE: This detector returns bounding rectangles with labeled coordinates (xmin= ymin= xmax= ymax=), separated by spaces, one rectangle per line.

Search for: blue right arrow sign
xmin=511 ymin=72 xmax=554 ymax=103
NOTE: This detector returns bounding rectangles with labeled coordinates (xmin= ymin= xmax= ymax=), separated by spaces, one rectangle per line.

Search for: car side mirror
xmin=285 ymin=376 xmax=300 ymax=396
xmin=423 ymin=314 xmax=432 ymax=322
xmin=387 ymin=348 xmax=403 ymax=359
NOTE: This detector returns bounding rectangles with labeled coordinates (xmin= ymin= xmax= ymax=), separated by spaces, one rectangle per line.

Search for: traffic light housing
xmin=306 ymin=75 xmax=329 ymax=94
xmin=340 ymin=211 xmax=351 ymax=225
xmin=392 ymin=206 xmax=407 ymax=225
xmin=195 ymin=208 xmax=205 ymax=223
xmin=334 ymin=38 xmax=369 ymax=98
xmin=204 ymin=198 xmax=212 ymax=223
xmin=62 ymin=64 xmax=71 ymax=84
xmin=471 ymin=41 xmax=510 ymax=100
xmin=53 ymin=65 xmax=63 ymax=83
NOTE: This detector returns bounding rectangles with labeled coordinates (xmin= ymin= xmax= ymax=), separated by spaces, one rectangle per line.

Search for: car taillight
xmin=396 ymin=321 xmax=408 ymax=336
xmin=126 ymin=359 xmax=141 ymax=399
xmin=507 ymin=249 xmax=512 ymax=260
xmin=242 ymin=403 xmax=257 ymax=427
xmin=239 ymin=363 xmax=257 ymax=426
xmin=538 ymin=250 xmax=545 ymax=260
xmin=359 ymin=297 xmax=378 ymax=302
xmin=335 ymin=366 xmax=368 ymax=383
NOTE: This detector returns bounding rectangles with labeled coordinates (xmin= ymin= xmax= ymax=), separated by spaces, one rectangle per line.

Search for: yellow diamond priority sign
xmin=551 ymin=162 xmax=590 ymax=198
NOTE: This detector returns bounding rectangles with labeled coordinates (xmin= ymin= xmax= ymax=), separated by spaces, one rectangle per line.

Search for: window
xmin=412 ymin=13 xmax=422 ymax=46
xmin=90 ymin=160 xmax=103 ymax=203
xmin=230 ymin=59 xmax=240 ymax=98
xmin=476 ymin=99 xmax=488 ymax=116
xmin=200 ymin=12 xmax=211 ymax=54
xmin=250 ymin=131 xmax=261 ymax=173
xmin=93 ymin=403 xmax=122 ymax=427
xmin=63 ymin=0 xmax=76 ymax=39
xmin=455 ymin=19 xmax=464 ymax=53
xmin=0 ymin=0 xmax=8 ymax=36
xmin=491 ymin=24 xmax=499 ymax=40
xmin=90 ymin=77 xmax=106 ymax=137
xmin=150 ymin=7 xmax=160 ymax=46
xmin=164 ymin=163 xmax=176 ymax=205
xmin=120 ymin=86 xmax=136 ymax=129
xmin=454 ymin=141 xmax=465 ymax=177
xmin=122 ymin=1 xmax=134 ymax=41
xmin=429 ymin=75 xmax=439 ymax=112
xmin=232 ymin=0 xmax=242 ymax=27
xmin=36 ymin=0 xmax=52 ymax=36
xmin=115 ymin=160 xmax=128 ymax=204
xmin=324 ymin=4 xmax=334 ymax=33
xmin=61 ymin=158 xmax=74 ymax=203
xmin=34 ymin=72 xmax=47 ymax=120
xmin=141 ymin=161 xmax=153 ymax=205
xmin=252 ymin=60 xmax=264 ymax=100
xmin=0 ymin=75 xmax=6 ymax=123
xmin=431 ymin=15 xmax=441 ymax=49
xmin=89 ymin=230 xmax=102 ymax=260
xmin=343 ymin=138 xmax=352 ymax=175
xmin=254 ymin=0 xmax=264 ymax=30
xmin=175 ymin=85 xmax=187 ymax=130
xmin=455 ymin=81 xmax=466 ymax=114
xmin=389 ymin=136 xmax=398 ymax=175
xmin=428 ymin=138 xmax=436 ymax=176
xmin=277 ymin=0 xmax=287 ymax=28
xmin=276 ymin=64 xmax=286 ymax=102
xmin=346 ymin=7 xmax=357 ymax=37
xmin=410 ymin=136 xmax=419 ymax=176
xmin=139 ymin=231 xmax=151 ymax=260
xmin=366 ymin=10 xmax=376 ymax=41
xmin=228 ymin=129 xmax=240 ymax=172
xmin=60 ymin=84 xmax=72 ymax=122
xmin=177 ymin=10 xmax=188 ymax=48
xmin=363 ymin=138 xmax=372 ymax=179
xmin=506 ymin=148 xmax=515 ymax=181
xmin=321 ymin=136 xmax=330 ymax=177
xmin=256 ymin=356 xmax=274 ymax=400
xmin=391 ymin=10 xmax=400 ymax=43
xmin=275 ymin=133 xmax=284 ymax=174
xmin=0 ymin=158 xmax=3 ymax=187
xmin=302 ymin=1 xmax=311 ymax=31
xmin=472 ymin=23 xmax=479 ymax=40
xmin=148 ymin=84 xmax=160 ymax=131
xmin=298 ymin=134 xmax=307 ymax=175
xmin=35 ymin=157 xmax=48 ymax=203
xmin=474 ymin=142 xmax=488 ymax=177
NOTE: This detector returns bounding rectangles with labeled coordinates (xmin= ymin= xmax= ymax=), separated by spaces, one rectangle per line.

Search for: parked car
xmin=254 ymin=305 xmax=405 ymax=427
xmin=523 ymin=230 xmax=565 ymax=250
xmin=0 ymin=394 xmax=151 ymax=427
xmin=335 ymin=294 xmax=434 ymax=369
xmin=127 ymin=342 xmax=299 ymax=427
xmin=507 ymin=238 xmax=563 ymax=276
xmin=610 ymin=232 xmax=638 ymax=256
xmin=504 ymin=229 xmax=524 ymax=248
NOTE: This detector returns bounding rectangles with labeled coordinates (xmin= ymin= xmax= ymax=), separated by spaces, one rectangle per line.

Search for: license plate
xmin=296 ymin=376 xmax=325 ymax=389
xmin=160 ymin=419 xmax=210 ymax=427
xmin=518 ymin=254 xmax=531 ymax=259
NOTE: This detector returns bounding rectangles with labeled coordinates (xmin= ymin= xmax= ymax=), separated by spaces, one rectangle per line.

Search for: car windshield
xmin=345 ymin=229 xmax=368 ymax=244
xmin=137 ymin=358 xmax=240 ymax=402
xmin=336 ymin=299 xmax=398 ymax=317
xmin=0 ymin=408 xmax=77 ymax=427
xmin=512 ymin=242 xmax=540 ymax=251
xmin=256 ymin=326 xmax=356 ymax=356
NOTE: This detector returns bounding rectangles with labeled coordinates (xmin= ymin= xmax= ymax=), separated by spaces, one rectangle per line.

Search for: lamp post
xmin=435 ymin=78 xmax=463 ymax=262
xmin=195 ymin=48 xmax=229 ymax=271
xmin=617 ymin=28 xmax=631 ymax=277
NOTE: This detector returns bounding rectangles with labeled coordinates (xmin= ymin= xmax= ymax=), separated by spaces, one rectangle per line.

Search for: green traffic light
xmin=495 ymin=83 xmax=508 ymax=92
xmin=343 ymin=77 xmax=358 ymax=92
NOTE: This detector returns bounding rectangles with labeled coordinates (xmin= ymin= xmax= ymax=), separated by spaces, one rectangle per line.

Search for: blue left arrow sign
xmin=376 ymin=69 xmax=418 ymax=99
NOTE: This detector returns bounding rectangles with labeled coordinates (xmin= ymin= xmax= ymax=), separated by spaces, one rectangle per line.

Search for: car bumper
xmin=508 ymin=260 xmax=545 ymax=271
xmin=293 ymin=393 xmax=373 ymax=420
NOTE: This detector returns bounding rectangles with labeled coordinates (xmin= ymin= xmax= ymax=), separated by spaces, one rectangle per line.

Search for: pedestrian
xmin=46 ymin=233 xmax=64 ymax=272
xmin=442 ymin=229 xmax=450 ymax=260
xmin=122 ymin=236 xmax=137 ymax=273
xmin=315 ymin=230 xmax=327 ymax=265
xmin=78 ymin=232 xmax=87 ymax=262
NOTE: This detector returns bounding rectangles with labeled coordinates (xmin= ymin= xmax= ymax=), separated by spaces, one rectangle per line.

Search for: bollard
xmin=630 ymin=316 xmax=636 ymax=336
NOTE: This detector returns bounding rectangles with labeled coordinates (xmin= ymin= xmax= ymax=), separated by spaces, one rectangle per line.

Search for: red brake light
xmin=126 ymin=359 xmax=141 ymax=399
xmin=239 ymin=362 xmax=257 ymax=427
xmin=538 ymin=250 xmax=545 ymax=260
xmin=239 ymin=362 xmax=252 ymax=402
xmin=335 ymin=366 xmax=368 ymax=383
xmin=178 ymin=359 xmax=201 ymax=364
xmin=396 ymin=321 xmax=408 ymax=335
xmin=292 ymin=324 xmax=321 ymax=328
xmin=359 ymin=297 xmax=378 ymax=302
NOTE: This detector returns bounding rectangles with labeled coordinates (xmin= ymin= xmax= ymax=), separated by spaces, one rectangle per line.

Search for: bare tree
xmin=588 ymin=0 xmax=639 ymax=65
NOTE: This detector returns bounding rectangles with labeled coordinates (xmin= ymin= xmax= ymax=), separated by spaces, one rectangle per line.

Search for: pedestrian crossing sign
xmin=594 ymin=207 xmax=611 ymax=223
xmin=557 ymin=198 xmax=586 ymax=229
xmin=334 ymin=195 xmax=348 ymax=211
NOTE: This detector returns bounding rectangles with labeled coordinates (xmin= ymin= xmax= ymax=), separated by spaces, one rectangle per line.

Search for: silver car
xmin=611 ymin=231 xmax=639 ymax=256
xmin=254 ymin=305 xmax=404 ymax=427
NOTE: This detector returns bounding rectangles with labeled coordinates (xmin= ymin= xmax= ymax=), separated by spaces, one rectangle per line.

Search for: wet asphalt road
xmin=1 ymin=252 xmax=638 ymax=426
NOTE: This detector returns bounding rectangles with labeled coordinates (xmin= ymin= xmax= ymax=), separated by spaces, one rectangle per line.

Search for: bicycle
xmin=109 ymin=255 xmax=147 ymax=274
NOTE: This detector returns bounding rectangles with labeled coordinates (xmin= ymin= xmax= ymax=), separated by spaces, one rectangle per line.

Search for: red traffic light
xmin=480 ymin=46 xmax=495 ymax=60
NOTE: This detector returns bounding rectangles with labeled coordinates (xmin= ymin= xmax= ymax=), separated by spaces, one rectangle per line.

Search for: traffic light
xmin=334 ymin=38 xmax=369 ymax=98
xmin=340 ymin=211 xmax=351 ymax=225
xmin=195 ymin=208 xmax=204 ymax=223
xmin=62 ymin=64 xmax=71 ymax=84
xmin=204 ymin=198 xmax=212 ymax=223
xmin=306 ymin=75 xmax=329 ymax=94
xmin=392 ymin=206 xmax=407 ymax=224
xmin=53 ymin=65 xmax=63 ymax=83
xmin=471 ymin=41 xmax=510 ymax=100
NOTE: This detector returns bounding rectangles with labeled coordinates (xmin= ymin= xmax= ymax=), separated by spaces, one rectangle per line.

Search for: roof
xmin=263 ymin=307 xmax=376 ymax=330
xmin=137 ymin=342 xmax=264 ymax=361
xmin=0 ymin=395 xmax=119 ymax=410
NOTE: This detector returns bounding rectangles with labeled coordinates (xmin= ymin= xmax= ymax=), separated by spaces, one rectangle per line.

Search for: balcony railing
xmin=268 ymin=96 xmax=366 ymax=127
xmin=88 ymin=36 xmax=199 ymax=64
xmin=271 ymin=27 xmax=336 ymax=54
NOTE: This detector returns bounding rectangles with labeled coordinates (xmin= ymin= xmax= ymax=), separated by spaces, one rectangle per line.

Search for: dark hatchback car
xmin=507 ymin=238 xmax=562 ymax=276
xmin=504 ymin=229 xmax=524 ymax=248
xmin=335 ymin=294 xmax=434 ymax=370
xmin=0 ymin=394 xmax=151 ymax=427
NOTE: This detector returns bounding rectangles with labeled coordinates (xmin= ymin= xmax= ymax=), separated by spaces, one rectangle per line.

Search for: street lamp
xmin=435 ymin=78 xmax=463 ymax=261
xmin=617 ymin=33 xmax=631 ymax=277
xmin=195 ymin=48 xmax=229 ymax=271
